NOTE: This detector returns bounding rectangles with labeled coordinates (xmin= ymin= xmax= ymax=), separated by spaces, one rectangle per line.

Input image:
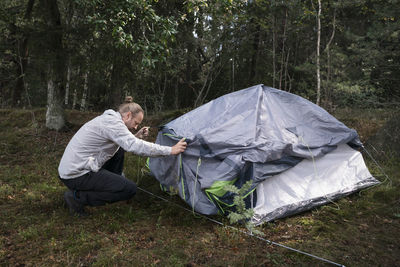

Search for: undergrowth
xmin=0 ymin=108 xmax=399 ymax=266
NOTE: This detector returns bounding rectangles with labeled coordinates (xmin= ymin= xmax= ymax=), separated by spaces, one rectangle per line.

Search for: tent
xmin=148 ymin=84 xmax=379 ymax=224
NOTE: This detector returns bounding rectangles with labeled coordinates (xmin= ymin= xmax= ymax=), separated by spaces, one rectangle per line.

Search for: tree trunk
xmin=279 ymin=8 xmax=288 ymax=90
xmin=15 ymin=39 xmax=28 ymax=107
xmin=231 ymin=58 xmax=235 ymax=92
xmin=80 ymin=70 xmax=89 ymax=111
xmin=46 ymin=64 xmax=65 ymax=130
xmin=43 ymin=0 xmax=66 ymax=130
xmin=72 ymin=87 xmax=77 ymax=110
xmin=109 ymin=53 xmax=123 ymax=108
xmin=316 ymin=0 xmax=322 ymax=106
xmin=324 ymin=8 xmax=336 ymax=110
xmin=174 ymin=78 xmax=179 ymax=109
xmin=193 ymin=59 xmax=220 ymax=108
xmin=284 ymin=48 xmax=290 ymax=91
xmin=249 ymin=24 xmax=261 ymax=84
xmin=72 ymin=66 xmax=79 ymax=110
xmin=14 ymin=0 xmax=35 ymax=107
xmin=154 ymin=73 xmax=167 ymax=113
xmin=64 ymin=57 xmax=71 ymax=106
xmin=272 ymin=14 xmax=276 ymax=89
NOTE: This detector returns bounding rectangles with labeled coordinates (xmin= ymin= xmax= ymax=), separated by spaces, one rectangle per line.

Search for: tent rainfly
xmin=148 ymin=84 xmax=379 ymax=224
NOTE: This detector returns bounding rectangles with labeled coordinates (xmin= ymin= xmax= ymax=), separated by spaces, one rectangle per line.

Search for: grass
xmin=0 ymin=107 xmax=399 ymax=266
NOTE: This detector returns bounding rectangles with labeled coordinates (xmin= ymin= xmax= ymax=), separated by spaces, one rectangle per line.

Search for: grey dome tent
xmin=148 ymin=84 xmax=379 ymax=224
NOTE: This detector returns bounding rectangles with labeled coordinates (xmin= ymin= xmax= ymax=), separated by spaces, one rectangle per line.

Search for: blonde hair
xmin=118 ymin=96 xmax=144 ymax=116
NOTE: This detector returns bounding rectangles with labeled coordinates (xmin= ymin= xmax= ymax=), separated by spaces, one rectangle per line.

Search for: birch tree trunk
xmin=80 ymin=70 xmax=89 ymax=112
xmin=231 ymin=58 xmax=235 ymax=92
xmin=72 ymin=88 xmax=77 ymax=109
xmin=64 ymin=57 xmax=71 ymax=106
xmin=46 ymin=64 xmax=65 ymax=130
xmin=43 ymin=0 xmax=66 ymax=130
xmin=316 ymin=0 xmax=322 ymax=106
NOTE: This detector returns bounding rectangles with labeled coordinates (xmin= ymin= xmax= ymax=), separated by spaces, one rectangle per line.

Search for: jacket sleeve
xmin=102 ymin=118 xmax=172 ymax=157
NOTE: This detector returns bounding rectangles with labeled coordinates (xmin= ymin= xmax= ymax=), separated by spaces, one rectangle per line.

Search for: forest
xmin=1 ymin=0 xmax=399 ymax=266
xmin=1 ymin=0 xmax=399 ymax=130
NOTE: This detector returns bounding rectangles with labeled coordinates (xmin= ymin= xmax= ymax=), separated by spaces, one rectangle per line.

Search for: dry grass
xmin=0 ymin=108 xmax=399 ymax=266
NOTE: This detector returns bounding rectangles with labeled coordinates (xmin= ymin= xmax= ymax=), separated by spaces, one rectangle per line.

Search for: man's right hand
xmin=171 ymin=138 xmax=187 ymax=155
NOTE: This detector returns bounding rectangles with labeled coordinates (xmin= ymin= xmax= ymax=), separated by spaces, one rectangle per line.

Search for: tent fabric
xmin=148 ymin=84 xmax=379 ymax=222
xmin=253 ymin=143 xmax=377 ymax=224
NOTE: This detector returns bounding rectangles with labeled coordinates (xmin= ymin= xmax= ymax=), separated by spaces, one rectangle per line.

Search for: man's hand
xmin=171 ymin=138 xmax=187 ymax=155
xmin=135 ymin=127 xmax=150 ymax=139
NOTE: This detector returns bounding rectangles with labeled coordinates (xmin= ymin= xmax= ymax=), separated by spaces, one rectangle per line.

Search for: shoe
xmin=63 ymin=191 xmax=88 ymax=217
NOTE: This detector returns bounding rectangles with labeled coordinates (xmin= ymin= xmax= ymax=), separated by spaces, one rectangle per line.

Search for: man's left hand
xmin=135 ymin=127 xmax=150 ymax=139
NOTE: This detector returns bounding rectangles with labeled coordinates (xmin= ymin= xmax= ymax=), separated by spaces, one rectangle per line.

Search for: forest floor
xmin=0 ymin=107 xmax=399 ymax=266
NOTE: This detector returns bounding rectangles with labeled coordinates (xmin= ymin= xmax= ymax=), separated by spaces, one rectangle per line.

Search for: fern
xmin=225 ymin=180 xmax=264 ymax=236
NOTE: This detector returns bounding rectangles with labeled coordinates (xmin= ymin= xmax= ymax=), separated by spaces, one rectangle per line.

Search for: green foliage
xmin=224 ymin=180 xmax=264 ymax=236
xmin=333 ymin=82 xmax=382 ymax=108
xmin=84 ymin=0 xmax=178 ymax=65
xmin=1 ymin=0 xmax=400 ymax=110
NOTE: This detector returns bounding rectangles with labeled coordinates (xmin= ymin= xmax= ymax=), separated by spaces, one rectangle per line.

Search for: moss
xmin=298 ymin=217 xmax=315 ymax=226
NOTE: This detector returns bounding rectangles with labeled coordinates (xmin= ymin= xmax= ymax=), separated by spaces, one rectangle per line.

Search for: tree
xmin=41 ymin=0 xmax=66 ymax=130
xmin=316 ymin=0 xmax=321 ymax=106
xmin=1 ymin=0 xmax=398 ymax=112
xmin=14 ymin=0 xmax=35 ymax=107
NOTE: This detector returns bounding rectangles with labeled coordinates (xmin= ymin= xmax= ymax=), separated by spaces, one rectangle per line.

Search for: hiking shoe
xmin=63 ymin=191 xmax=88 ymax=217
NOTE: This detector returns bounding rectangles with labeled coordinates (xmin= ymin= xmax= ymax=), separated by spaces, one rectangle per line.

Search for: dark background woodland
xmin=1 ymin=0 xmax=399 ymax=129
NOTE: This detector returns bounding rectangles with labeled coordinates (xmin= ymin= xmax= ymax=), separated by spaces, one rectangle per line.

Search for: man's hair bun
xmin=119 ymin=95 xmax=143 ymax=115
xmin=124 ymin=96 xmax=133 ymax=103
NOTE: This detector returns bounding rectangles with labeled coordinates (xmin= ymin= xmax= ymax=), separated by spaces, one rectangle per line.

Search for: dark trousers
xmin=60 ymin=148 xmax=137 ymax=206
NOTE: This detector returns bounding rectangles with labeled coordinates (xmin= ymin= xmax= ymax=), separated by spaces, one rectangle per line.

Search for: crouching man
xmin=58 ymin=98 xmax=186 ymax=216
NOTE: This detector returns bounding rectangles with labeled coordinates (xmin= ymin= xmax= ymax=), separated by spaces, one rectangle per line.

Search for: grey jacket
xmin=58 ymin=109 xmax=171 ymax=179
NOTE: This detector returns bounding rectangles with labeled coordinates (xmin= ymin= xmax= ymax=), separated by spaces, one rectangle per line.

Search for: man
xmin=58 ymin=99 xmax=187 ymax=216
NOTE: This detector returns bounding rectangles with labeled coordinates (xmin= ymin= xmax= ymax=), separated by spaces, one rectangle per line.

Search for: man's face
xmin=124 ymin=111 xmax=143 ymax=130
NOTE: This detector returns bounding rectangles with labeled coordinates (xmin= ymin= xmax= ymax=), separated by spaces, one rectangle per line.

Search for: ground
xmin=0 ymin=108 xmax=399 ymax=266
